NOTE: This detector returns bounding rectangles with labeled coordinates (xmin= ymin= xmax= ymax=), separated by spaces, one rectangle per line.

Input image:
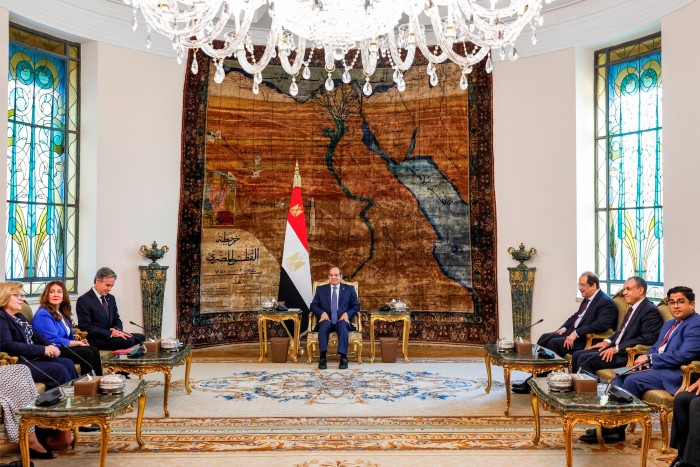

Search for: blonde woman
xmin=0 ymin=281 xmax=77 ymax=389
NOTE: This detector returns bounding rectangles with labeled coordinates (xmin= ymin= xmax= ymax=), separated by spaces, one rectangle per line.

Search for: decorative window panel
xmin=595 ymin=34 xmax=663 ymax=299
xmin=6 ymin=24 xmax=79 ymax=295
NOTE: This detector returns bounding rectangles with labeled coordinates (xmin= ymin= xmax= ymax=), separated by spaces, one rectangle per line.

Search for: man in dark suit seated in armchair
xmin=513 ymin=272 xmax=617 ymax=394
xmin=76 ymin=267 xmax=145 ymax=351
xmin=310 ymin=266 xmax=360 ymax=370
xmin=571 ymin=276 xmax=663 ymax=377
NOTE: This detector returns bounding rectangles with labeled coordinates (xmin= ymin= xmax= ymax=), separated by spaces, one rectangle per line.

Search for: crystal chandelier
xmin=123 ymin=0 xmax=554 ymax=96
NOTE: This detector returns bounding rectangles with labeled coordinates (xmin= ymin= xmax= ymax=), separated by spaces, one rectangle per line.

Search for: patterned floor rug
xmin=2 ymin=359 xmax=676 ymax=466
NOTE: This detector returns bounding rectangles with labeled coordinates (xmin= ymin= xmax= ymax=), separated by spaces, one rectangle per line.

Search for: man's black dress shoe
xmin=579 ymin=426 xmax=625 ymax=444
xmin=29 ymin=448 xmax=56 ymax=459
xmin=511 ymin=384 xmax=531 ymax=394
xmin=79 ymin=423 xmax=101 ymax=432
xmin=511 ymin=377 xmax=532 ymax=390
xmin=339 ymin=356 xmax=348 ymax=370
xmin=318 ymin=358 xmax=327 ymax=370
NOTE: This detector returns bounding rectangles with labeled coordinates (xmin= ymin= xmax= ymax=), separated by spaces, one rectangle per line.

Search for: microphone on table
xmin=128 ymin=320 xmax=147 ymax=332
xmin=20 ymin=356 xmax=66 ymax=406
xmin=575 ymin=341 xmax=614 ymax=375
xmin=127 ymin=334 xmax=146 ymax=359
xmin=515 ymin=318 xmax=544 ymax=340
xmin=129 ymin=321 xmax=156 ymax=340
xmin=600 ymin=356 xmax=649 ymax=403
xmin=60 ymin=344 xmax=96 ymax=378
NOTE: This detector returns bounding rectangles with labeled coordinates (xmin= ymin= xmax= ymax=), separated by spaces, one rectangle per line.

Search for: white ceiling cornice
xmin=0 ymin=0 xmax=694 ymax=61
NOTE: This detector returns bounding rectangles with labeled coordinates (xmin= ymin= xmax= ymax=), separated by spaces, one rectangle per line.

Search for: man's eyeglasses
xmin=11 ymin=293 xmax=25 ymax=300
xmin=669 ymin=299 xmax=688 ymax=307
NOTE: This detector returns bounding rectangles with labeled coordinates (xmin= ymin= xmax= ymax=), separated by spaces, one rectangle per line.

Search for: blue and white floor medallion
xmin=192 ymin=368 xmax=481 ymax=405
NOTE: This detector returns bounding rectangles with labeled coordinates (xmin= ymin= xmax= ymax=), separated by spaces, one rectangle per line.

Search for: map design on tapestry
xmin=200 ymin=61 xmax=474 ymax=313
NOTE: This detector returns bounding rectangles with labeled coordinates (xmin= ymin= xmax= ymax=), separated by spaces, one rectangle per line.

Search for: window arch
xmin=6 ymin=24 xmax=80 ymax=295
xmin=594 ymin=34 xmax=663 ymax=299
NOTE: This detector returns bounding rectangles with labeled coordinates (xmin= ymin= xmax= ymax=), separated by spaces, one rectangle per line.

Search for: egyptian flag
xmin=278 ymin=162 xmax=313 ymax=320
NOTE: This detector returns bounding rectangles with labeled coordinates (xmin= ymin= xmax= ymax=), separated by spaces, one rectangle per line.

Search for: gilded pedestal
xmin=508 ymin=267 xmax=536 ymax=340
xmin=139 ymin=265 xmax=168 ymax=338
xmin=507 ymin=243 xmax=537 ymax=340
xmin=139 ymin=241 xmax=169 ymax=338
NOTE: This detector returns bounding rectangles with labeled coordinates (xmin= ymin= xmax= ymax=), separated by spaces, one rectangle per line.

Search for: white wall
xmin=493 ymin=49 xmax=580 ymax=340
xmin=662 ymin=1 xmax=700 ymax=291
xmin=79 ymin=42 xmax=184 ymax=337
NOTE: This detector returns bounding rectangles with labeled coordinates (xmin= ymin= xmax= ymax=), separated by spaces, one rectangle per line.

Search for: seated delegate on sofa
xmin=76 ymin=267 xmax=144 ymax=351
xmin=0 ymin=281 xmax=78 ymax=390
xmin=0 ymin=363 xmax=57 ymax=460
xmin=32 ymin=280 xmax=103 ymax=377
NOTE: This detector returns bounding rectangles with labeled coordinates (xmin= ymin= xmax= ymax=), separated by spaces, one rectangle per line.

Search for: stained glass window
xmin=6 ymin=25 xmax=79 ymax=295
xmin=595 ymin=34 xmax=663 ymax=299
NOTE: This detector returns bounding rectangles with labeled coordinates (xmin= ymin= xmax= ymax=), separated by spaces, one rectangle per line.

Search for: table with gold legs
xmin=528 ymin=377 xmax=651 ymax=467
xmin=19 ymin=379 xmax=147 ymax=467
xmin=104 ymin=344 xmax=192 ymax=417
xmin=484 ymin=343 xmax=568 ymax=416
xmin=368 ymin=310 xmax=411 ymax=363
xmin=257 ymin=309 xmax=302 ymax=363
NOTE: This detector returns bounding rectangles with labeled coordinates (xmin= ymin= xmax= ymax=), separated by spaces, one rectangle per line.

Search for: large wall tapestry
xmin=178 ymin=49 xmax=498 ymax=347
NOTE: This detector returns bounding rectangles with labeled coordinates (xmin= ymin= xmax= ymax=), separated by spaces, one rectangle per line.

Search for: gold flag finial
xmin=293 ymin=160 xmax=302 ymax=188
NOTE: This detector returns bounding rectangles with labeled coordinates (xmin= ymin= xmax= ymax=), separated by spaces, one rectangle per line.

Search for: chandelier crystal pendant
xmin=123 ymin=0 xmax=554 ymax=96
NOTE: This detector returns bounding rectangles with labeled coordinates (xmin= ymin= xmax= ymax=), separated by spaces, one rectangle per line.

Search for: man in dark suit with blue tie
xmin=310 ymin=266 xmax=360 ymax=370
xmin=76 ymin=267 xmax=145 ymax=350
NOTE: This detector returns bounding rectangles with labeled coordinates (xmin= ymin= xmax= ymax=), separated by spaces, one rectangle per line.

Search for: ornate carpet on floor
xmin=2 ymin=359 xmax=677 ymax=466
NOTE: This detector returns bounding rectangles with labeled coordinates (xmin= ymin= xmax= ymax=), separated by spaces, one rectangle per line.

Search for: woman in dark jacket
xmin=0 ymin=281 xmax=78 ymax=389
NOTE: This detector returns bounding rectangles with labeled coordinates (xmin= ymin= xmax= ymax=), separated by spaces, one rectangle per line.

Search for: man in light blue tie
xmin=310 ymin=266 xmax=360 ymax=370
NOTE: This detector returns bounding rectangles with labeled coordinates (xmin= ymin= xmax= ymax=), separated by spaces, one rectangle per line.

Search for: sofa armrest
xmin=0 ymin=351 xmax=19 ymax=365
xmin=679 ymin=360 xmax=700 ymax=393
xmin=73 ymin=327 xmax=88 ymax=340
xmin=625 ymin=344 xmax=650 ymax=366
xmin=585 ymin=329 xmax=613 ymax=348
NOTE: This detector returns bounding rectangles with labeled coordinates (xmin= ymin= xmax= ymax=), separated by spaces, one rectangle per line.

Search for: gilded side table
xmin=484 ymin=343 xmax=568 ymax=415
xmin=257 ymin=309 xmax=302 ymax=363
xmin=368 ymin=310 xmax=411 ymax=363
xmin=104 ymin=344 xmax=192 ymax=417
xmin=19 ymin=379 xmax=147 ymax=467
xmin=528 ymin=377 xmax=651 ymax=467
